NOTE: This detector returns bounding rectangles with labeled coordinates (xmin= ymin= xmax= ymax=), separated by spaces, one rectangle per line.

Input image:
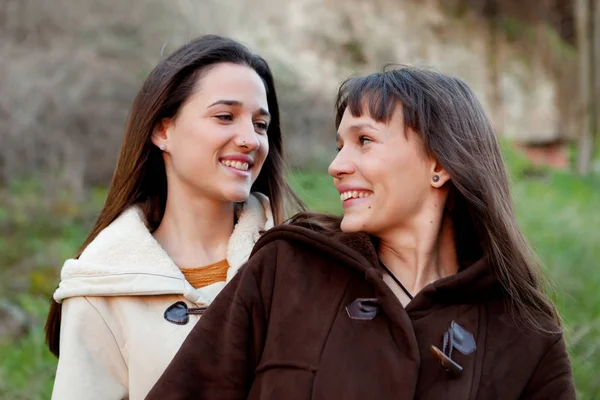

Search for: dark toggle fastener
xmin=164 ymin=301 xmax=207 ymax=325
xmin=345 ymin=298 xmax=380 ymax=320
xmin=431 ymin=345 xmax=463 ymax=378
xmin=431 ymin=320 xmax=476 ymax=378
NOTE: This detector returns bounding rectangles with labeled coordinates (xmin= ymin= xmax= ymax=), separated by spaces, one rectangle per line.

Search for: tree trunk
xmin=484 ymin=0 xmax=504 ymax=135
xmin=576 ymin=0 xmax=597 ymax=174
xmin=594 ymin=0 xmax=600 ymax=161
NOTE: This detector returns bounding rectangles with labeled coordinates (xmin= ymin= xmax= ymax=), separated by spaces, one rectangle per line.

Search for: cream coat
xmin=51 ymin=193 xmax=273 ymax=400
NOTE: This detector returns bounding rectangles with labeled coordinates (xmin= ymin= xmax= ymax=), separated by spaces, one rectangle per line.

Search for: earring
xmin=432 ymin=175 xmax=440 ymax=183
xmin=159 ymin=144 xmax=166 ymax=151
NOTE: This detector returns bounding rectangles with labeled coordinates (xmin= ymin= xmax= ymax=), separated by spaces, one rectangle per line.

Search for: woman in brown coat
xmin=146 ymin=67 xmax=575 ymax=400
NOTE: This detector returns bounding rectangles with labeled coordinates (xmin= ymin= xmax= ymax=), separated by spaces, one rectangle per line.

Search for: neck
xmin=377 ymin=207 xmax=459 ymax=295
xmin=153 ymin=184 xmax=235 ymax=269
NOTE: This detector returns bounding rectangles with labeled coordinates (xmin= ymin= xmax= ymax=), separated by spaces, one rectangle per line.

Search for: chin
xmin=222 ymin=187 xmax=252 ymax=203
xmin=340 ymin=215 xmax=368 ymax=233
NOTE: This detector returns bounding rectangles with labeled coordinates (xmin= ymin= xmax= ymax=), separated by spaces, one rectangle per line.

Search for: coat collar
xmin=54 ymin=192 xmax=273 ymax=305
xmin=253 ymin=223 xmax=502 ymax=312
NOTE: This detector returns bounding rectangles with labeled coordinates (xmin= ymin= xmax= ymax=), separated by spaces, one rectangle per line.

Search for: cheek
xmin=365 ymin=162 xmax=412 ymax=222
xmin=172 ymin=129 xmax=231 ymax=173
xmin=362 ymin=159 xmax=392 ymax=196
xmin=371 ymin=150 xmax=427 ymax=194
xmin=247 ymin=139 xmax=269 ymax=184
xmin=256 ymin=138 xmax=270 ymax=166
xmin=174 ymin=119 xmax=219 ymax=150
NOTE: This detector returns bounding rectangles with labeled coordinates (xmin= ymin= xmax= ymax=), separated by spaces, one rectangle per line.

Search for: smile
xmin=220 ymin=160 xmax=250 ymax=171
xmin=340 ymin=191 xmax=373 ymax=201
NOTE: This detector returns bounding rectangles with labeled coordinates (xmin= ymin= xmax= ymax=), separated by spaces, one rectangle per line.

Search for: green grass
xmin=0 ymin=153 xmax=599 ymax=398
xmin=0 ymin=296 xmax=56 ymax=400
xmin=287 ymin=169 xmax=341 ymax=213
xmin=0 ymin=180 xmax=102 ymax=399
xmin=511 ymin=172 xmax=600 ymax=398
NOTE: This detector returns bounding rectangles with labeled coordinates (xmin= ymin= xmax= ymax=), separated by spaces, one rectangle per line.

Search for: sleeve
xmin=520 ymin=335 xmax=576 ymax=400
xmin=145 ymin=245 xmax=277 ymax=400
xmin=51 ymin=297 xmax=129 ymax=400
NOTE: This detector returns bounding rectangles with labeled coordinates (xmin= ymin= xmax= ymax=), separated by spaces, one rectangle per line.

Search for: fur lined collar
xmin=53 ymin=192 xmax=273 ymax=305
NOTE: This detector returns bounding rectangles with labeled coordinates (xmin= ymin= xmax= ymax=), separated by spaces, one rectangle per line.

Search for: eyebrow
xmin=336 ymin=123 xmax=378 ymax=142
xmin=348 ymin=123 xmax=377 ymax=132
xmin=207 ymin=99 xmax=270 ymax=118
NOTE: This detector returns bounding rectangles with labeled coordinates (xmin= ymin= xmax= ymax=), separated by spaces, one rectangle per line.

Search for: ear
xmin=430 ymin=159 xmax=451 ymax=188
xmin=151 ymin=118 xmax=173 ymax=150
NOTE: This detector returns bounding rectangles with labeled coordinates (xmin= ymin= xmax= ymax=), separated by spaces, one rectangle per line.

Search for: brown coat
xmin=146 ymin=225 xmax=575 ymax=400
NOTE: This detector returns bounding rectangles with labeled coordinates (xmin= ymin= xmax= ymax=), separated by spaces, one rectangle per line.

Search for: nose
xmin=235 ymin=120 xmax=261 ymax=151
xmin=328 ymin=148 xmax=355 ymax=178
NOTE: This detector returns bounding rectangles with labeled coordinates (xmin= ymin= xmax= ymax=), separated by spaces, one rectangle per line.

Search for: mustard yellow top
xmin=180 ymin=259 xmax=229 ymax=289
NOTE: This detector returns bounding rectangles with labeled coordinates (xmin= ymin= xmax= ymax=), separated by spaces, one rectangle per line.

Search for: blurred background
xmin=0 ymin=0 xmax=598 ymax=398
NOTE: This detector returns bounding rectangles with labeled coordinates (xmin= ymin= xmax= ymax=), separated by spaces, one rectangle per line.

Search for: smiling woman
xmin=147 ymin=67 xmax=575 ymax=400
xmin=332 ymin=112 xmax=434 ymax=234
xmin=151 ymin=63 xmax=271 ymax=210
xmin=44 ymin=35 xmax=304 ymax=400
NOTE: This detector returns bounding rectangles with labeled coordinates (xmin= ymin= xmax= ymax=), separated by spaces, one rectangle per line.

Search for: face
xmin=329 ymin=104 xmax=442 ymax=235
xmin=153 ymin=63 xmax=270 ymax=203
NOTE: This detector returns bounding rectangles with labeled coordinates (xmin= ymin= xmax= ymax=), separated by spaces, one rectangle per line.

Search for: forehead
xmin=194 ymin=63 xmax=268 ymax=107
xmin=337 ymin=103 xmax=404 ymax=134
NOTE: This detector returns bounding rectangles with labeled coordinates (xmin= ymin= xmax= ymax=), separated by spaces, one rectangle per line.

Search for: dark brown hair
xmin=45 ymin=35 xmax=305 ymax=357
xmin=293 ymin=66 xmax=559 ymax=331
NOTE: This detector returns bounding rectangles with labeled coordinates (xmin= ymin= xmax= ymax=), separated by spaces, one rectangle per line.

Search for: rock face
xmin=0 ymin=0 xmax=576 ymax=183
xmin=207 ymin=0 xmax=575 ymax=157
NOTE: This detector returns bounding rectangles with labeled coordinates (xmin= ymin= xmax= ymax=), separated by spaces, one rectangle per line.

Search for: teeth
xmin=340 ymin=191 xmax=372 ymax=201
xmin=221 ymin=160 xmax=249 ymax=171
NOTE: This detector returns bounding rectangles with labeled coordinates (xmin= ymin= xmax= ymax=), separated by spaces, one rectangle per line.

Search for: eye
xmin=359 ymin=136 xmax=373 ymax=146
xmin=215 ymin=114 xmax=233 ymax=122
xmin=254 ymin=121 xmax=269 ymax=133
xmin=335 ymin=145 xmax=342 ymax=153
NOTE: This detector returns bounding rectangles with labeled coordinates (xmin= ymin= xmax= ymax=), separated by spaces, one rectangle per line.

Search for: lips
xmin=219 ymin=154 xmax=254 ymax=172
xmin=337 ymin=185 xmax=373 ymax=202
xmin=221 ymin=159 xmax=249 ymax=171
xmin=339 ymin=190 xmax=373 ymax=201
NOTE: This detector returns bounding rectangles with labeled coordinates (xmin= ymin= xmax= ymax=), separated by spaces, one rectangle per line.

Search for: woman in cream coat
xmin=45 ymin=35 xmax=303 ymax=400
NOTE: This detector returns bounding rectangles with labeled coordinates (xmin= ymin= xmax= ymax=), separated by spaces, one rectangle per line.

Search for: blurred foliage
xmin=0 ymin=179 xmax=103 ymax=302
xmin=0 ymin=296 xmax=56 ymax=400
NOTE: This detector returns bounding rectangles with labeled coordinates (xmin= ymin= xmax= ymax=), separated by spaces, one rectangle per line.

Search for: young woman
xmin=45 ymin=35 xmax=303 ymax=400
xmin=147 ymin=67 xmax=575 ymax=399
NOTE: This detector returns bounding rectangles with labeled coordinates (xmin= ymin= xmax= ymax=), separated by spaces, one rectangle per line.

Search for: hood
xmin=53 ymin=192 xmax=274 ymax=306
xmin=252 ymin=224 xmax=503 ymax=314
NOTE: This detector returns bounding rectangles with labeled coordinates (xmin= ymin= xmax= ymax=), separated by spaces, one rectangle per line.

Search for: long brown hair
xmin=45 ymin=35 xmax=305 ymax=357
xmin=293 ymin=66 xmax=559 ymax=332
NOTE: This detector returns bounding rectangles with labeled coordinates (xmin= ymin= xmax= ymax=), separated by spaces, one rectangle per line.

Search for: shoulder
xmin=61 ymin=296 xmax=118 ymax=330
xmin=250 ymin=224 xmax=329 ymax=258
xmin=476 ymin=305 xmax=574 ymax=398
xmin=62 ymin=295 xmax=140 ymax=328
xmin=252 ymin=217 xmax=373 ymax=261
xmin=59 ymin=296 xmax=123 ymax=350
xmin=62 ymin=295 xmax=106 ymax=316
xmin=241 ymin=223 xmax=373 ymax=292
xmin=483 ymin=299 xmax=564 ymax=360
xmin=61 ymin=295 xmax=192 ymax=344
xmin=244 ymin=218 xmax=379 ymax=280
xmin=248 ymin=225 xmax=343 ymax=273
